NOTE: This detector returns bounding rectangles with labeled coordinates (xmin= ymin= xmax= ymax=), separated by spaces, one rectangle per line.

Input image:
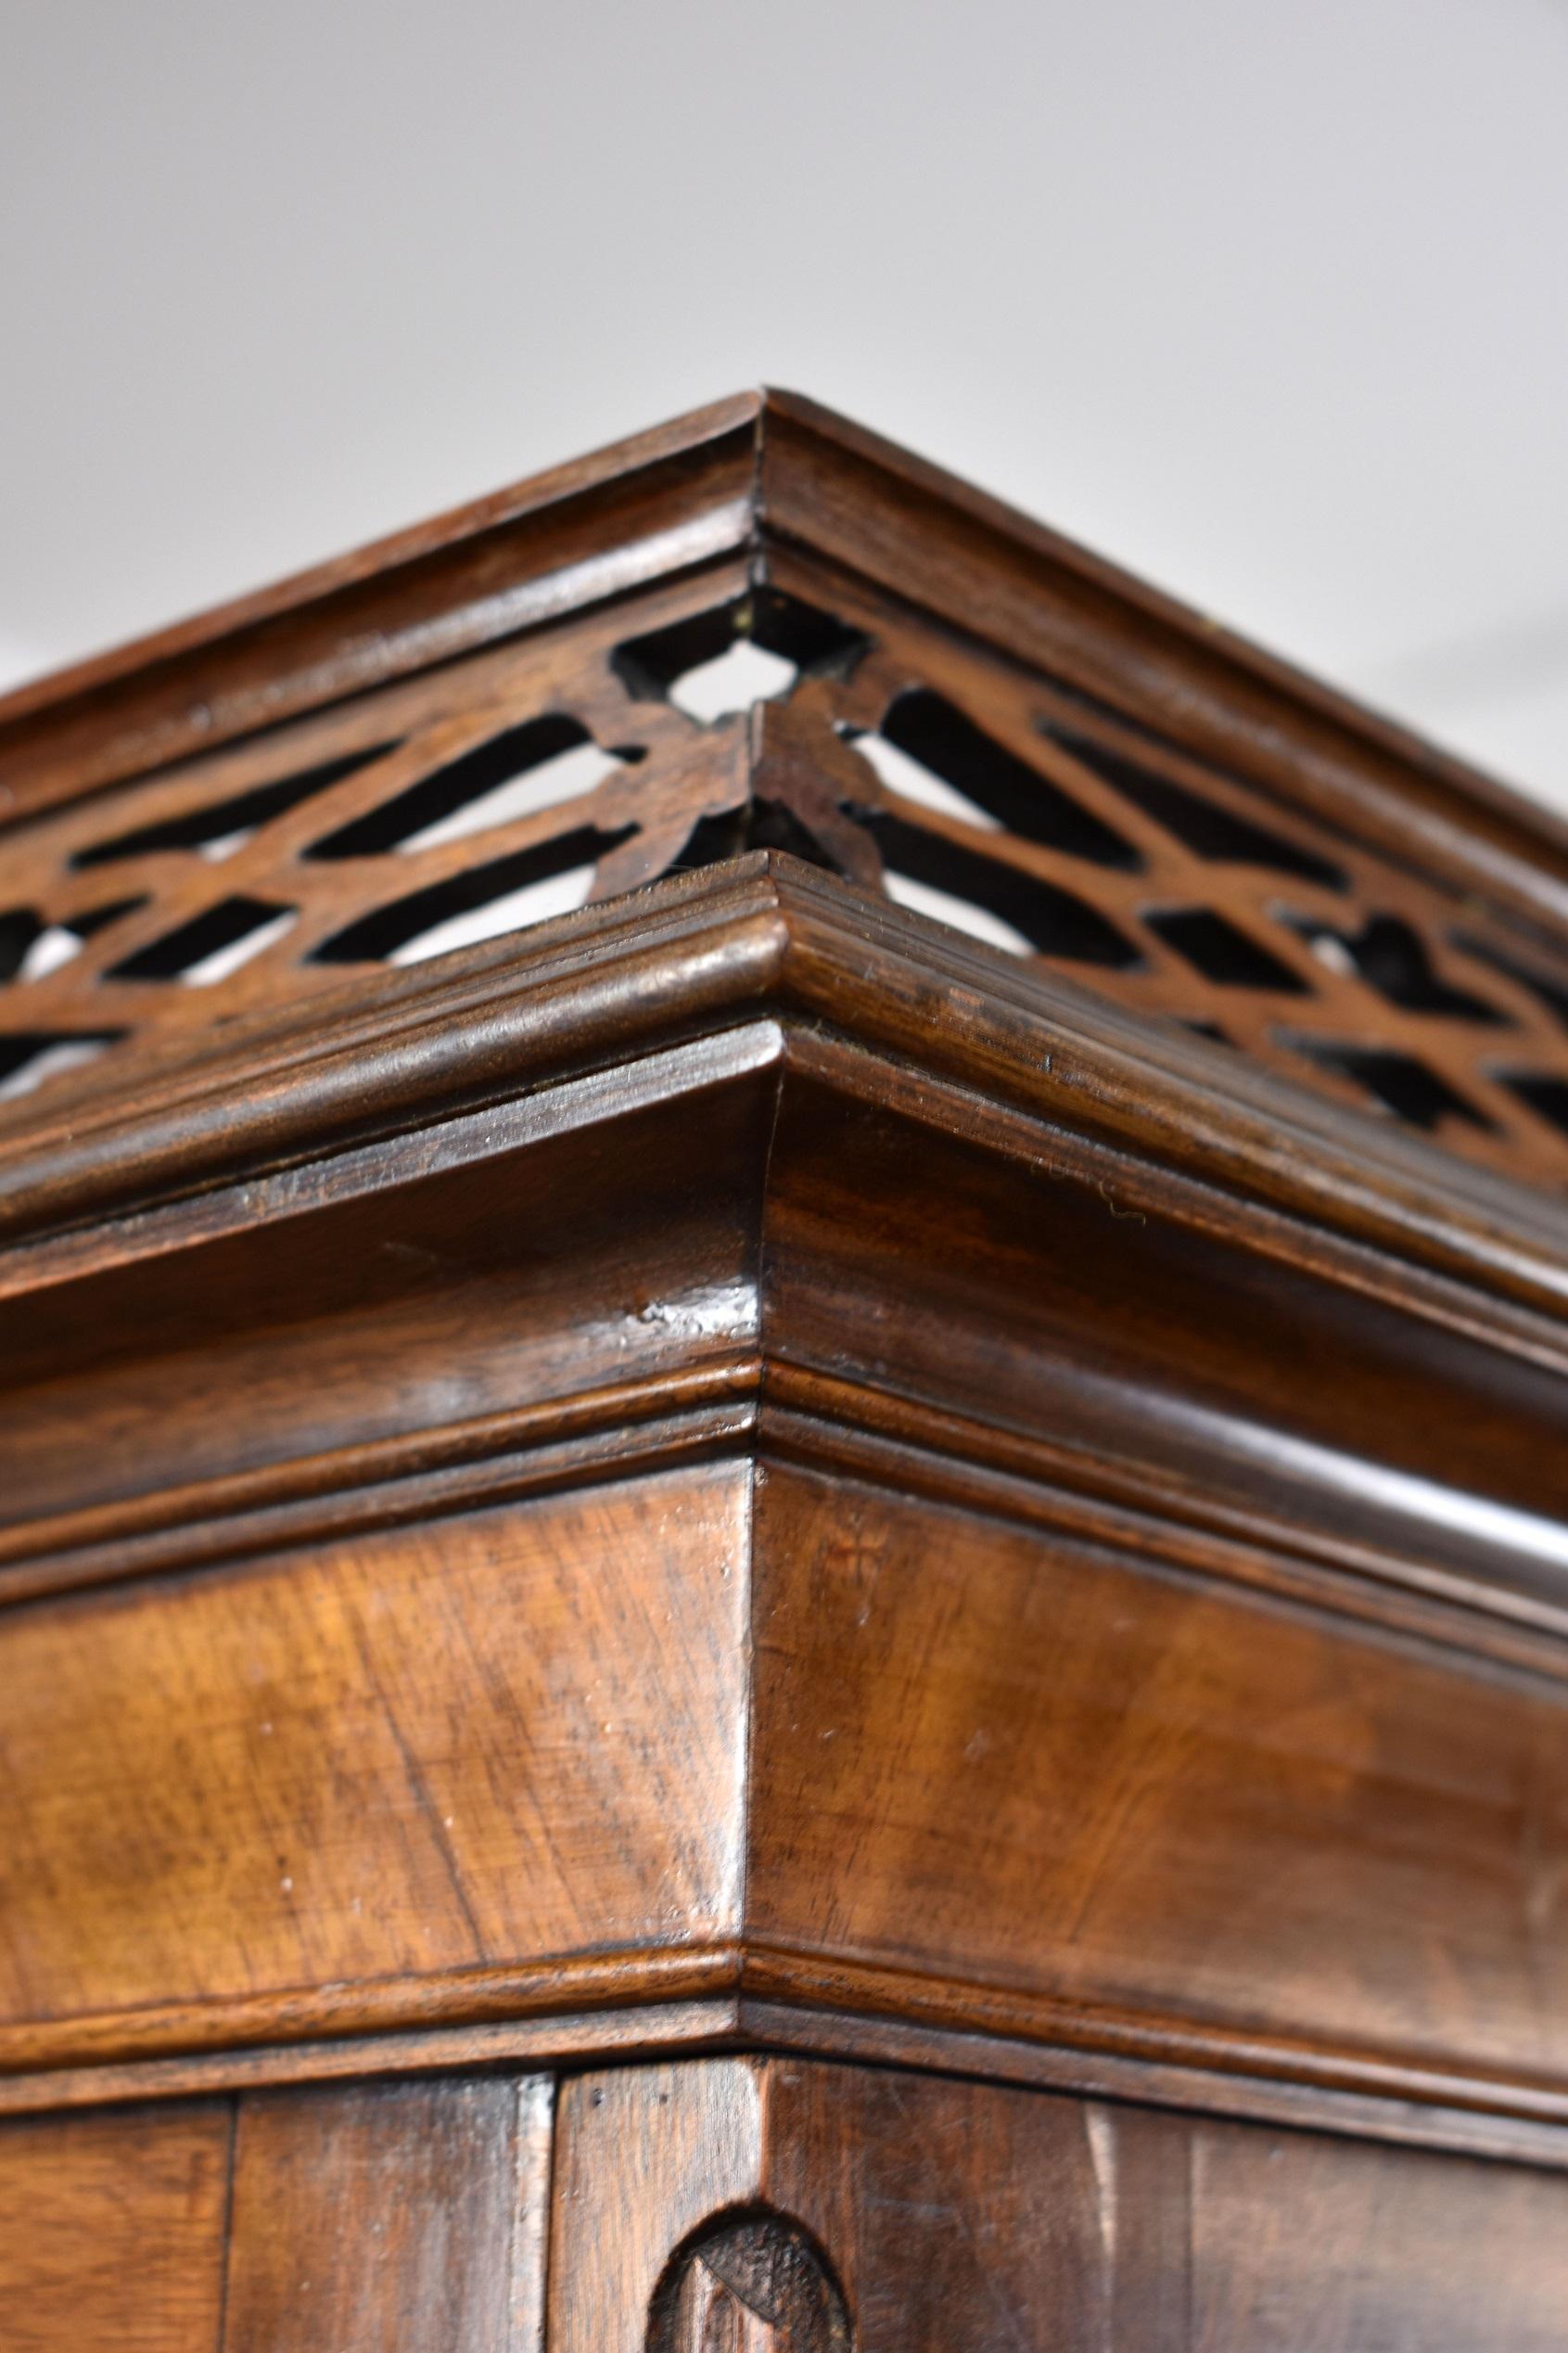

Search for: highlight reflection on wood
xmin=5 ymin=391 xmax=1568 ymax=2343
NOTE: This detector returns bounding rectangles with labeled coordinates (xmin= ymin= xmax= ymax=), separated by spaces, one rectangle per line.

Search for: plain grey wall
xmin=3 ymin=0 xmax=1567 ymax=810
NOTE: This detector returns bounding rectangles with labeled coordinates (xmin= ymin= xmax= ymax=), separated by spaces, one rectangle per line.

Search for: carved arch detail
xmin=646 ymin=2206 xmax=853 ymax=2353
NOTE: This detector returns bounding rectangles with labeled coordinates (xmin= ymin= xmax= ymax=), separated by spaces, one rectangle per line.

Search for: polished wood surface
xmin=0 ymin=860 xmax=1567 ymax=2127
xmin=748 ymin=1462 xmax=1568 ymax=2091
xmin=10 ymin=2057 xmax=1568 ymax=2349
xmin=223 ymin=2077 xmax=552 ymax=2353
xmin=0 ymin=861 xmax=1565 ymax=2145
xmin=0 ymin=1469 xmax=747 ymax=2065
xmin=551 ymin=2054 xmax=1568 ymax=2353
xmin=0 ymin=2103 xmax=230 ymax=2349
xmin=0 ymin=1040 xmax=770 ymax=1541
xmin=5 ymin=395 xmax=1568 ymax=2334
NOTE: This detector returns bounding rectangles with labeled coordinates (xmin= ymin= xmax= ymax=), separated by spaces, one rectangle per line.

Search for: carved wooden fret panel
xmin=6 ymin=556 xmax=1568 ymax=1185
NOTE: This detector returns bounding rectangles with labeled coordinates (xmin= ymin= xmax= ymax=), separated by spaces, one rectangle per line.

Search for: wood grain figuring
xmin=0 ymin=2101 xmax=230 ymax=2349
xmin=747 ymin=1464 xmax=1568 ymax=2089
xmin=4 ymin=887 xmax=1568 ymax=2115
xmin=0 ymin=1465 xmax=748 ymax=2048
xmin=223 ymin=2075 xmax=553 ymax=2353
xmin=550 ymin=2054 xmax=1568 ymax=2352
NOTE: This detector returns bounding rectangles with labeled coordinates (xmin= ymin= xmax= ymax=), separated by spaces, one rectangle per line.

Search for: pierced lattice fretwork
xmin=6 ymin=558 xmax=1568 ymax=1190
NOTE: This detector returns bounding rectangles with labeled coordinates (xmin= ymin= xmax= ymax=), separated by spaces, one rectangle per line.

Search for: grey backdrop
xmin=4 ymin=0 xmax=1567 ymax=811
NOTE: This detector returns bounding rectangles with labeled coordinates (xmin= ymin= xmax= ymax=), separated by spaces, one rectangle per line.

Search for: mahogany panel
xmin=6 ymin=385 xmax=1568 ymax=2312
xmin=223 ymin=2075 xmax=553 ymax=2353
xmin=549 ymin=2053 xmax=1568 ymax=2351
xmin=747 ymin=1463 xmax=1568 ymax=2091
xmin=0 ymin=2101 xmax=229 ymax=2350
xmin=0 ymin=1463 xmax=748 ymax=2054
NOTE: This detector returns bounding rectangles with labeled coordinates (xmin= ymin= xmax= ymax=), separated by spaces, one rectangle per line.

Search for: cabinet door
xmin=0 ymin=2075 xmax=551 ymax=2353
xmin=546 ymin=2055 xmax=1568 ymax=2352
xmin=11 ymin=2057 xmax=1568 ymax=2346
xmin=223 ymin=2076 xmax=553 ymax=2353
xmin=547 ymin=2057 xmax=1161 ymax=2352
xmin=0 ymin=2103 xmax=230 ymax=2352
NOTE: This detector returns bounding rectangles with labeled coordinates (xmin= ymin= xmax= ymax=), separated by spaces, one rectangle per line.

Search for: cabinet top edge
xmin=4 ymin=387 xmax=1565 ymax=902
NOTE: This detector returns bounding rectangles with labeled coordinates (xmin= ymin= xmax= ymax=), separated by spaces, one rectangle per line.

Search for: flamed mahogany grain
xmin=0 ymin=1467 xmax=748 ymax=2048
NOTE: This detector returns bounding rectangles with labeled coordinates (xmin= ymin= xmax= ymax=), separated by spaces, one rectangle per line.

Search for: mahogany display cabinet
xmin=4 ymin=390 xmax=1568 ymax=2347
